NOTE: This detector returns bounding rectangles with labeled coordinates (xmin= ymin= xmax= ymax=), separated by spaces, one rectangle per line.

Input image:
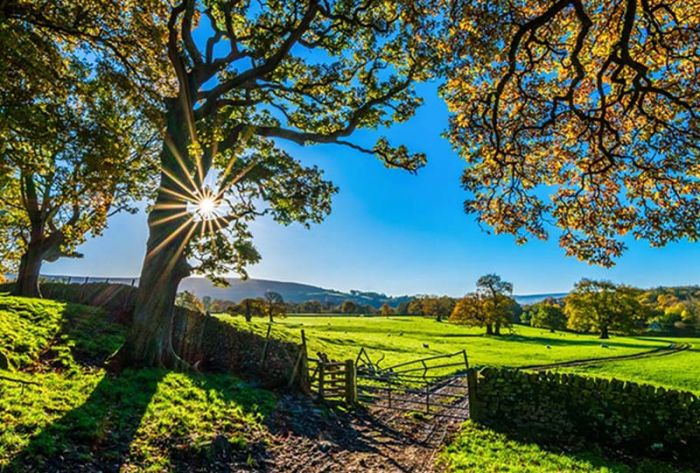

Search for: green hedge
xmin=472 ymin=367 xmax=700 ymax=464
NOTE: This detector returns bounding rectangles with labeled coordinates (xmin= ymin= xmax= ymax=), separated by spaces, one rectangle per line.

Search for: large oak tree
xmin=114 ymin=0 xmax=444 ymax=369
xmin=443 ymin=0 xmax=700 ymax=266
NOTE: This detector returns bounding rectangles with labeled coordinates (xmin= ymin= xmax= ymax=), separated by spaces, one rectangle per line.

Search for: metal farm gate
xmin=354 ymin=348 xmax=474 ymax=421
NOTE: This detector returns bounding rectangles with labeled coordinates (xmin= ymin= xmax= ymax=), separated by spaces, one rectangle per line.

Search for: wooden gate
xmin=307 ymin=353 xmax=358 ymax=405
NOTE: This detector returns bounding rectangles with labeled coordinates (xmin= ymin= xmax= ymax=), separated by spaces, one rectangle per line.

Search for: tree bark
xmin=14 ymin=242 xmax=44 ymax=298
xmin=599 ymin=325 xmax=610 ymax=339
xmin=494 ymin=321 xmax=501 ymax=336
xmin=486 ymin=323 xmax=493 ymax=335
xmin=110 ymin=97 xmax=196 ymax=371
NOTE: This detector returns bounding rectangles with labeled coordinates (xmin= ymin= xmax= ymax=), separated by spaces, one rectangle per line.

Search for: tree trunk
xmin=486 ymin=323 xmax=493 ymax=335
xmin=494 ymin=321 xmax=501 ymax=336
xmin=110 ymin=97 xmax=197 ymax=371
xmin=599 ymin=325 xmax=610 ymax=339
xmin=15 ymin=242 xmax=44 ymax=298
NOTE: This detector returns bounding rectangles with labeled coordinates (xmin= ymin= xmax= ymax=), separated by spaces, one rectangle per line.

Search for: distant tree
xmin=418 ymin=296 xmax=456 ymax=322
xmin=380 ymin=304 xmax=394 ymax=316
xmin=340 ymin=300 xmax=358 ymax=315
xmin=264 ymin=291 xmax=285 ymax=322
xmin=238 ymin=298 xmax=264 ymax=323
xmin=407 ymin=299 xmax=425 ymax=316
xmin=450 ymin=293 xmax=488 ymax=330
xmin=209 ymin=299 xmax=236 ymax=313
xmin=201 ymin=296 xmax=212 ymax=312
xmin=175 ymin=291 xmax=204 ymax=313
xmin=298 ymin=300 xmax=323 ymax=314
xmin=436 ymin=296 xmax=457 ymax=322
xmin=529 ymin=301 xmax=567 ymax=333
xmin=476 ymin=274 xmax=515 ymax=335
xmin=396 ymin=301 xmax=410 ymax=315
xmin=565 ymin=280 xmax=642 ymax=339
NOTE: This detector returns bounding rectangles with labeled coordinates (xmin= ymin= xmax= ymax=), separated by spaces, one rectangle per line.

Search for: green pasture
xmin=219 ymin=314 xmax=669 ymax=370
xmin=554 ymin=338 xmax=700 ymax=394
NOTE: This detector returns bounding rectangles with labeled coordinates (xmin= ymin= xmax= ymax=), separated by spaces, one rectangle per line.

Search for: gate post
xmin=318 ymin=361 xmax=325 ymax=400
xmin=466 ymin=368 xmax=480 ymax=420
xmin=344 ymin=359 xmax=357 ymax=405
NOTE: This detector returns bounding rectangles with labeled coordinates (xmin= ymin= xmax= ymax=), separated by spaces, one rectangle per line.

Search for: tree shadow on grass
xmin=6 ymin=369 xmax=279 ymax=473
xmin=6 ymin=369 xmax=164 ymax=473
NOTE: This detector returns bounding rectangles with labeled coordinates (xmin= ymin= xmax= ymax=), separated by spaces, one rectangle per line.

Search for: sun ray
xmin=150 ymin=209 xmax=192 ymax=227
xmin=157 ymin=222 xmax=198 ymax=287
xmin=159 ymin=163 xmax=201 ymax=201
xmin=215 ymin=160 xmax=257 ymax=202
xmin=163 ymin=134 xmax=202 ymax=199
xmin=146 ymin=216 xmax=195 ymax=260
xmin=152 ymin=202 xmax=189 ymax=210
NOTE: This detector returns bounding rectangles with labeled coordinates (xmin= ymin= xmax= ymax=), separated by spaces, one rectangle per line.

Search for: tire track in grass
xmin=520 ymin=342 xmax=691 ymax=371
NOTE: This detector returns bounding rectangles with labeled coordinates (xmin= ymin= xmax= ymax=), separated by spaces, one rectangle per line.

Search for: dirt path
xmin=263 ymin=376 xmax=470 ymax=472
xmin=520 ymin=342 xmax=691 ymax=371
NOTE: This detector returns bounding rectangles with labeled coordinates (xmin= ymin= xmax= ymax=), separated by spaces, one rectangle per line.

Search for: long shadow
xmin=6 ymin=369 xmax=164 ymax=472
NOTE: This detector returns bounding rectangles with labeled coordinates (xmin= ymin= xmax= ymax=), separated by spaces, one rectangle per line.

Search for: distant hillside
xmin=178 ymin=277 xmax=414 ymax=309
xmin=515 ymin=293 xmax=568 ymax=305
xmin=178 ymin=278 xmax=567 ymax=308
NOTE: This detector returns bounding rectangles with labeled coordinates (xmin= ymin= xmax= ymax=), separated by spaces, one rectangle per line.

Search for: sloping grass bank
xmin=0 ymin=295 xmax=274 ymax=471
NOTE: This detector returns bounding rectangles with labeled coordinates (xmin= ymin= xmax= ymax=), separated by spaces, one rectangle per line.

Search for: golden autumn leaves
xmin=441 ymin=0 xmax=700 ymax=266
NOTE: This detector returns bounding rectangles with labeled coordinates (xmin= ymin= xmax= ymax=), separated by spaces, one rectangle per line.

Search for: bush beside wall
xmin=471 ymin=367 xmax=700 ymax=464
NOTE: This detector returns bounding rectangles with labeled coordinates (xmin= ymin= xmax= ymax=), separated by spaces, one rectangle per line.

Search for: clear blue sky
xmin=45 ymin=82 xmax=700 ymax=296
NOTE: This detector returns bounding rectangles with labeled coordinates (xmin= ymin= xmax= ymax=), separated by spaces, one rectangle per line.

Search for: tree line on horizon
xmin=2 ymin=0 xmax=698 ymax=369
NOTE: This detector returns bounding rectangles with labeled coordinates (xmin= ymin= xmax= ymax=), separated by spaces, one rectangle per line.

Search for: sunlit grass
xmin=553 ymin=339 xmax=700 ymax=394
xmin=439 ymin=421 xmax=687 ymax=473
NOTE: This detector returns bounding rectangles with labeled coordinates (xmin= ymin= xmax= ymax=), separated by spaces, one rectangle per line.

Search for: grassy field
xmin=219 ymin=314 xmax=675 ymax=372
xmin=554 ymin=338 xmax=700 ymax=394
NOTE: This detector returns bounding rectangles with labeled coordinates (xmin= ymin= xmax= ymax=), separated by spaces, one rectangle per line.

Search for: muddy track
xmin=264 ymin=375 xmax=471 ymax=472
xmin=520 ymin=342 xmax=691 ymax=371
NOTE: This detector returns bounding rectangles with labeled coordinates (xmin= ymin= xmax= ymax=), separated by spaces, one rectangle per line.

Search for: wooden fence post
xmin=260 ymin=324 xmax=272 ymax=369
xmin=344 ymin=359 xmax=357 ymax=405
xmin=318 ymin=360 xmax=325 ymax=400
xmin=462 ymin=349 xmax=469 ymax=369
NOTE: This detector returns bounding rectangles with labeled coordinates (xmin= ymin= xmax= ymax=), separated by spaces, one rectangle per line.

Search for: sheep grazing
xmin=422 ymin=343 xmax=429 ymax=348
